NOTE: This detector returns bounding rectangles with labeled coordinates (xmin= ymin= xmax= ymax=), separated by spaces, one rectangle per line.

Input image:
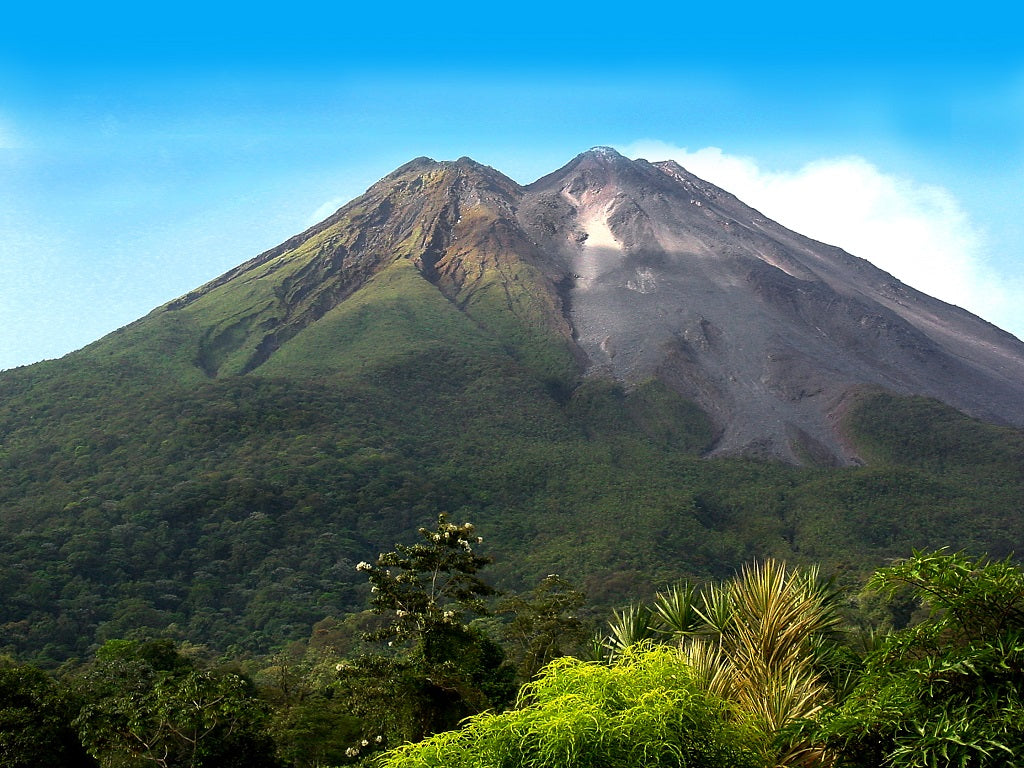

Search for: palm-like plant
xmin=679 ymin=636 xmax=734 ymax=700
xmin=601 ymin=603 xmax=656 ymax=661
xmin=652 ymin=582 xmax=702 ymax=640
xmin=697 ymin=561 xmax=840 ymax=765
xmin=695 ymin=580 xmax=735 ymax=639
xmin=723 ymin=561 xmax=840 ymax=728
xmin=601 ymin=560 xmax=842 ymax=766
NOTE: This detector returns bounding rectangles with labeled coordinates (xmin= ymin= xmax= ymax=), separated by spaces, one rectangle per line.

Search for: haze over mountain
xmin=4 ymin=147 xmax=1024 ymax=663
xmin=132 ymin=146 xmax=1024 ymax=464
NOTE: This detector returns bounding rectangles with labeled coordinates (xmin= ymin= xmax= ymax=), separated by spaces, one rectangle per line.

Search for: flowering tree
xmin=357 ymin=513 xmax=494 ymax=655
xmin=339 ymin=514 xmax=514 ymax=753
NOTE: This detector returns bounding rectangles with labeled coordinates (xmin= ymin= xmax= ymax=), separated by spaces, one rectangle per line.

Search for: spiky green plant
xmin=695 ymin=580 xmax=735 ymax=639
xmin=602 ymin=603 xmax=657 ymax=661
xmin=601 ymin=560 xmax=843 ymax=765
xmin=679 ymin=637 xmax=734 ymax=701
xmin=722 ymin=561 xmax=840 ymax=729
xmin=653 ymin=582 xmax=702 ymax=640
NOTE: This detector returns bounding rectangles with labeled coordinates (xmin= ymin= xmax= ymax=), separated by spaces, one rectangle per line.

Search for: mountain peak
xmin=574 ymin=145 xmax=636 ymax=170
xmin=527 ymin=146 xmax=655 ymax=197
xmin=390 ymin=155 xmax=438 ymax=174
xmin=584 ymin=145 xmax=626 ymax=159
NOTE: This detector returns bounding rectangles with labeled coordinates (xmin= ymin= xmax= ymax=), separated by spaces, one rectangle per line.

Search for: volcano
xmin=147 ymin=146 xmax=1024 ymax=464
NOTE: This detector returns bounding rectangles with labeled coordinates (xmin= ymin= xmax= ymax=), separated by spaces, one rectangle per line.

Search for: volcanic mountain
xmin=131 ymin=146 xmax=1024 ymax=464
xmin=4 ymin=147 xmax=1024 ymax=662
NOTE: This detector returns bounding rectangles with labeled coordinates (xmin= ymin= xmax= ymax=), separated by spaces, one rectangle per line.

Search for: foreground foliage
xmin=374 ymin=550 xmax=1024 ymax=768
xmin=6 ymin=535 xmax=1024 ymax=768
xmin=601 ymin=560 xmax=842 ymax=765
xmin=808 ymin=550 xmax=1024 ymax=767
xmin=375 ymin=645 xmax=761 ymax=768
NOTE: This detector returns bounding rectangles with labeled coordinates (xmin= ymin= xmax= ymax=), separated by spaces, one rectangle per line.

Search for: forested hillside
xmin=4 ymin=540 xmax=1023 ymax=768
xmin=2 ymin=332 xmax=1022 ymax=664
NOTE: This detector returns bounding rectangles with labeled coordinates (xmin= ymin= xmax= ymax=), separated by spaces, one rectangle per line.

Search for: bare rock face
xmin=520 ymin=147 xmax=1024 ymax=464
xmin=164 ymin=146 xmax=1024 ymax=464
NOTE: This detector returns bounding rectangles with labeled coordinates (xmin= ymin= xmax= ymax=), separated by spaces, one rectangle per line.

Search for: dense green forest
xmin=4 ymin=526 xmax=1023 ymax=767
xmin=2 ymin=331 xmax=1023 ymax=666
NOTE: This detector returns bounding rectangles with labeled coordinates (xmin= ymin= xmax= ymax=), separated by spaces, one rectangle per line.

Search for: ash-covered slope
xmin=520 ymin=147 xmax=1024 ymax=463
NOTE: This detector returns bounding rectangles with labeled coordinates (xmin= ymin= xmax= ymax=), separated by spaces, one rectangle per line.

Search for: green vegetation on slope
xmin=1 ymin=251 xmax=1023 ymax=665
xmin=4 ymin=539 xmax=1024 ymax=768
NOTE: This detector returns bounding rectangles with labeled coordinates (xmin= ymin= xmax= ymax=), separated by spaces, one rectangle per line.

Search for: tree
xmin=338 ymin=514 xmax=514 ymax=756
xmin=0 ymin=657 xmax=96 ymax=768
xmin=71 ymin=639 xmax=278 ymax=768
xmin=497 ymin=574 xmax=588 ymax=682
xmin=807 ymin=549 xmax=1024 ymax=768
xmin=254 ymin=648 xmax=363 ymax=768
xmin=359 ymin=513 xmax=494 ymax=651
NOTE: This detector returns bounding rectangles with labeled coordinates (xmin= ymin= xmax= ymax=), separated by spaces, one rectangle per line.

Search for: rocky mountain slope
xmin=135 ymin=146 xmax=1024 ymax=464
xmin=521 ymin=148 xmax=1024 ymax=462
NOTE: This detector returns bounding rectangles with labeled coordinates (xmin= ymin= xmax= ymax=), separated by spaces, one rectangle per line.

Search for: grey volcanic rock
xmin=519 ymin=147 xmax=1024 ymax=464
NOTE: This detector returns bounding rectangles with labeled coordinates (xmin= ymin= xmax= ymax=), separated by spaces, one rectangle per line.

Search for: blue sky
xmin=2 ymin=3 xmax=1023 ymax=370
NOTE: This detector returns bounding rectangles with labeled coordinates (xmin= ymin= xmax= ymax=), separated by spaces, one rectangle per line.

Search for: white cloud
xmin=621 ymin=140 xmax=1023 ymax=338
xmin=306 ymin=198 xmax=347 ymax=227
